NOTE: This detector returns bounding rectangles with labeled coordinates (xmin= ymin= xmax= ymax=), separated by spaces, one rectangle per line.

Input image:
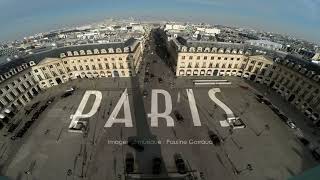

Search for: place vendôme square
xmin=0 ymin=1 xmax=320 ymax=180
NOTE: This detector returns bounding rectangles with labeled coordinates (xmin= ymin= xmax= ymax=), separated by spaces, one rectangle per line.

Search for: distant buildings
xmin=312 ymin=52 xmax=320 ymax=61
xmin=246 ymin=40 xmax=283 ymax=51
xmin=164 ymin=24 xmax=187 ymax=32
xmin=196 ymin=27 xmax=220 ymax=35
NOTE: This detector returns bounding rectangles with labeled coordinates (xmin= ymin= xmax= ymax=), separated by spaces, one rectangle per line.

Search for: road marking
xmin=104 ymin=89 xmax=133 ymax=127
xmin=69 ymin=90 xmax=102 ymax=129
xmin=148 ymin=89 xmax=174 ymax=127
xmin=208 ymin=88 xmax=235 ymax=127
xmin=186 ymin=89 xmax=201 ymax=126
xmin=208 ymin=88 xmax=235 ymax=119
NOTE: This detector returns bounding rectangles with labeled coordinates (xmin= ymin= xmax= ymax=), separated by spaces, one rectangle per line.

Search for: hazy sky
xmin=0 ymin=0 xmax=319 ymax=43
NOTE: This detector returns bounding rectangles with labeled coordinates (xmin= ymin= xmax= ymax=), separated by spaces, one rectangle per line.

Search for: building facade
xmin=246 ymin=40 xmax=283 ymax=51
xmin=0 ymin=38 xmax=142 ymax=116
xmin=170 ymin=38 xmax=320 ymax=122
xmin=0 ymin=61 xmax=41 ymax=115
xmin=31 ymin=39 xmax=142 ymax=89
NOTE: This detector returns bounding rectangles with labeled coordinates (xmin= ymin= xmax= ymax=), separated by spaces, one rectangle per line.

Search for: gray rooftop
xmin=0 ymin=38 xmax=138 ymax=74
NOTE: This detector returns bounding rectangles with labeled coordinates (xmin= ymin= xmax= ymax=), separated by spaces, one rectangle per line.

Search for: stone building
xmin=0 ymin=38 xmax=142 ymax=116
xmin=169 ymin=37 xmax=320 ymax=122
xmin=31 ymin=38 xmax=142 ymax=89
xmin=0 ymin=60 xmax=40 ymax=117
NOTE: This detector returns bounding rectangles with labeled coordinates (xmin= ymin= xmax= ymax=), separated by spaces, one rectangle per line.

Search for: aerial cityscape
xmin=0 ymin=1 xmax=320 ymax=180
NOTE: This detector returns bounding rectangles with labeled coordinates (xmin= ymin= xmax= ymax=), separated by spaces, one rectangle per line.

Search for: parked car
xmin=152 ymin=157 xmax=162 ymax=174
xmin=271 ymin=106 xmax=281 ymax=115
xmin=208 ymin=131 xmax=221 ymax=146
xmin=174 ymin=111 xmax=184 ymax=122
xmin=310 ymin=113 xmax=319 ymax=122
xmin=304 ymin=108 xmax=313 ymax=117
xmin=311 ymin=147 xmax=320 ymax=160
xmin=256 ymin=94 xmax=264 ymax=99
xmin=70 ymin=121 xmax=87 ymax=131
xmin=278 ymin=114 xmax=289 ymax=122
xmin=8 ymin=123 xmax=19 ymax=133
xmin=125 ymin=153 xmax=134 ymax=174
xmin=61 ymin=91 xmax=73 ymax=98
xmin=256 ymin=97 xmax=271 ymax=105
xmin=15 ymin=129 xmax=27 ymax=138
xmin=31 ymin=102 xmax=40 ymax=109
xmin=263 ymin=99 xmax=271 ymax=105
xmin=174 ymin=153 xmax=187 ymax=174
xmin=47 ymin=97 xmax=55 ymax=104
xmin=256 ymin=97 xmax=265 ymax=103
xmin=298 ymin=137 xmax=310 ymax=146
xmin=66 ymin=87 xmax=75 ymax=92
xmin=286 ymin=121 xmax=296 ymax=129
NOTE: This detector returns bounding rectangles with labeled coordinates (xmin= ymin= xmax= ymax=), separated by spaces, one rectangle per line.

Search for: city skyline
xmin=0 ymin=0 xmax=319 ymax=44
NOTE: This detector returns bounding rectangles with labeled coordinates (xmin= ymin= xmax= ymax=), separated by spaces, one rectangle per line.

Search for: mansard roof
xmin=0 ymin=38 xmax=138 ymax=74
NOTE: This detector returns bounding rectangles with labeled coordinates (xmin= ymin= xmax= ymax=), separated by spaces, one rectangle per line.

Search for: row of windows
xmin=63 ymin=56 xmax=133 ymax=64
xmin=0 ymin=74 xmax=34 ymax=94
xmin=181 ymin=56 xmax=242 ymax=61
xmin=0 ymin=81 xmax=34 ymax=104
xmin=36 ymin=62 xmax=132 ymax=81
xmin=180 ymin=62 xmax=244 ymax=69
xmin=273 ymin=69 xmax=318 ymax=95
xmin=65 ymin=62 xmax=131 ymax=72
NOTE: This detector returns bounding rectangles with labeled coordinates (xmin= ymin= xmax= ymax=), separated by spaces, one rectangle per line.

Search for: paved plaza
xmin=0 ymin=74 xmax=318 ymax=180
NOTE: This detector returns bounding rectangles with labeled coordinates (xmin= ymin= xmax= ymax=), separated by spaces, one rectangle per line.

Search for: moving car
xmin=158 ymin=77 xmax=163 ymax=83
xmin=174 ymin=153 xmax=187 ymax=174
